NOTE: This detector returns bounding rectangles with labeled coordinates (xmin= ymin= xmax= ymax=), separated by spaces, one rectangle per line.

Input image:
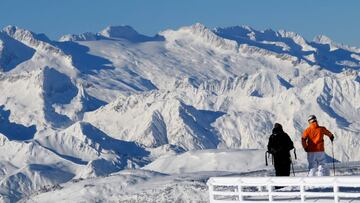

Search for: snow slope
xmin=0 ymin=23 xmax=359 ymax=202
xmin=24 ymin=150 xmax=360 ymax=202
xmin=25 ymin=149 xmax=272 ymax=203
xmin=26 ymin=169 xmax=208 ymax=203
xmin=143 ymin=149 xmax=270 ymax=174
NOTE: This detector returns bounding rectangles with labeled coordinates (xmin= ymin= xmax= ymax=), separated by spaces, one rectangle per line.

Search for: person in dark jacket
xmin=267 ymin=123 xmax=294 ymax=176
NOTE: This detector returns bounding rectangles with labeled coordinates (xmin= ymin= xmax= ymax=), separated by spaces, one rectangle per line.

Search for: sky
xmin=0 ymin=0 xmax=359 ymax=47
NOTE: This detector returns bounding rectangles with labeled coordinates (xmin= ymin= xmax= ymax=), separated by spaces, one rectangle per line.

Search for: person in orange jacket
xmin=302 ymin=115 xmax=334 ymax=176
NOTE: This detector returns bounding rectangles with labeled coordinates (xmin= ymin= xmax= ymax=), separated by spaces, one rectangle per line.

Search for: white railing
xmin=207 ymin=176 xmax=360 ymax=203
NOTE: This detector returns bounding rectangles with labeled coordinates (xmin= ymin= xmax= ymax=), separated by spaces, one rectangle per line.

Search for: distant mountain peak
xmin=313 ymin=35 xmax=360 ymax=53
xmin=177 ymin=23 xmax=213 ymax=35
xmin=0 ymin=25 xmax=72 ymax=64
xmin=313 ymin=35 xmax=333 ymax=44
xmin=313 ymin=35 xmax=343 ymax=51
xmin=2 ymin=25 xmax=35 ymax=41
xmin=99 ymin=25 xmax=140 ymax=39
xmin=59 ymin=32 xmax=99 ymax=42
xmin=189 ymin=22 xmax=207 ymax=31
xmin=160 ymin=23 xmax=238 ymax=51
xmin=2 ymin=25 xmax=51 ymax=43
xmin=60 ymin=25 xmax=163 ymax=43
xmin=2 ymin=25 xmax=19 ymax=35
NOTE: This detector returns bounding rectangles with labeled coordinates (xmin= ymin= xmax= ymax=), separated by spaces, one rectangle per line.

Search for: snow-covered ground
xmin=23 ymin=150 xmax=360 ymax=202
xmin=0 ymin=23 xmax=359 ymax=202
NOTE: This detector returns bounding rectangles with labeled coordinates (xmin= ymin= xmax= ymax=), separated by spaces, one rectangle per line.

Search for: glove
xmin=269 ymin=149 xmax=277 ymax=155
xmin=330 ymin=135 xmax=334 ymax=142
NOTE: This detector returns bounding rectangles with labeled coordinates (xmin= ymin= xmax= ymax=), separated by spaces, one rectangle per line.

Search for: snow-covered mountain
xmin=0 ymin=23 xmax=359 ymax=202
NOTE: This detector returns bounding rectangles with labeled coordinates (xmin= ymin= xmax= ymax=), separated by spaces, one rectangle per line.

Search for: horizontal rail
xmin=207 ymin=176 xmax=360 ymax=203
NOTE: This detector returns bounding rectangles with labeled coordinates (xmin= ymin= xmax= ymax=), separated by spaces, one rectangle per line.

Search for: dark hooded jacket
xmin=267 ymin=123 xmax=294 ymax=164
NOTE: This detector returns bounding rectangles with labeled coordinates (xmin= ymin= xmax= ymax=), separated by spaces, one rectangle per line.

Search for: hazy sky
xmin=1 ymin=0 xmax=359 ymax=47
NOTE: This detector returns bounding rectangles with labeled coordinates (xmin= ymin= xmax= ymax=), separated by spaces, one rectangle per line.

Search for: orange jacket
xmin=302 ymin=122 xmax=334 ymax=152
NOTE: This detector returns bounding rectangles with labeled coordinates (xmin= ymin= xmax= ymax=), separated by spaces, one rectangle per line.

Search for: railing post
xmin=238 ymin=183 xmax=243 ymax=202
xmin=334 ymin=181 xmax=339 ymax=203
xmin=207 ymin=180 xmax=215 ymax=203
xmin=300 ymin=179 xmax=305 ymax=203
xmin=268 ymin=180 xmax=273 ymax=202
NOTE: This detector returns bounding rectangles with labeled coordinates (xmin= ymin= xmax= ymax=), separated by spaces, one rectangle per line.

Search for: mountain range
xmin=0 ymin=23 xmax=359 ymax=202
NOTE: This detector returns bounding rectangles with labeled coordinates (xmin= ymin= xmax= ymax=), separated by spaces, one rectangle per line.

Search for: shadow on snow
xmin=0 ymin=105 xmax=36 ymax=141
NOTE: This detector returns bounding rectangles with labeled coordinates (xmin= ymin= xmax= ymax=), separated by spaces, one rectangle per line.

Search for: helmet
xmin=307 ymin=115 xmax=317 ymax=123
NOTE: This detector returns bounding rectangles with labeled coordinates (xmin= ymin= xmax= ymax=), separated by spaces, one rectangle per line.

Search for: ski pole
xmin=265 ymin=152 xmax=268 ymax=166
xmin=291 ymin=148 xmax=296 ymax=176
xmin=332 ymin=141 xmax=335 ymax=176
xmin=291 ymin=159 xmax=295 ymax=176
xmin=265 ymin=151 xmax=268 ymax=166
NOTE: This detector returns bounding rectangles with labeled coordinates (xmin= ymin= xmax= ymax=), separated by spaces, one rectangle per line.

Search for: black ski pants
xmin=274 ymin=159 xmax=291 ymax=176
